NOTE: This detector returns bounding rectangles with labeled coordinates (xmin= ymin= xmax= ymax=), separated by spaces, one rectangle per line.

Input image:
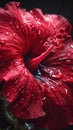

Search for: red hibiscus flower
xmin=0 ymin=2 xmax=73 ymax=130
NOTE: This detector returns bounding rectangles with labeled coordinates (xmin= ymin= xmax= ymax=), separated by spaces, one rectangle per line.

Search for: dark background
xmin=0 ymin=0 xmax=73 ymax=130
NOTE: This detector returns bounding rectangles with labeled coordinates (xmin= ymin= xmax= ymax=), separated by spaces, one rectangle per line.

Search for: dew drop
xmin=31 ymin=93 xmax=34 ymax=97
xmin=25 ymin=123 xmax=33 ymax=130
xmin=71 ymin=44 xmax=73 ymax=49
xmin=6 ymin=92 xmax=10 ymax=97
xmin=66 ymin=59 xmax=71 ymax=64
xmin=1 ymin=40 xmax=4 ymax=44
xmin=6 ymin=27 xmax=9 ymax=29
xmin=59 ymin=57 xmax=62 ymax=60
xmin=21 ymin=90 xmax=24 ymax=94
xmin=38 ymin=30 xmax=41 ymax=35
xmin=10 ymin=21 xmax=12 ymax=25
xmin=57 ymin=72 xmax=63 ymax=78
xmin=16 ymin=61 xmax=19 ymax=64
xmin=20 ymin=98 xmax=24 ymax=103
xmin=65 ymin=88 xmax=68 ymax=94
xmin=21 ymin=97 xmax=24 ymax=101
xmin=67 ymin=53 xmax=71 ymax=57
xmin=37 ymin=69 xmax=42 ymax=76
xmin=52 ymin=74 xmax=57 ymax=78
xmin=35 ymin=17 xmax=38 ymax=20
xmin=57 ymin=70 xmax=63 ymax=78
xmin=13 ymin=33 xmax=16 ymax=36
xmin=24 ymin=71 xmax=28 ymax=77
xmin=51 ymin=86 xmax=54 ymax=89
xmin=42 ymin=82 xmax=46 ymax=86
xmin=40 ymin=40 xmax=43 ymax=43
xmin=37 ymin=20 xmax=41 ymax=25
xmin=15 ymin=79 xmax=18 ymax=84
xmin=42 ymin=96 xmax=46 ymax=101
xmin=16 ymin=25 xmax=19 ymax=29
xmin=6 ymin=32 xmax=9 ymax=35
xmin=15 ymin=103 xmax=18 ymax=107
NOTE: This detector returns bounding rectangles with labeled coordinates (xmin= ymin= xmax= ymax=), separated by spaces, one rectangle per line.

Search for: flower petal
xmin=3 ymin=58 xmax=45 ymax=119
xmin=0 ymin=2 xmax=46 ymax=119
xmin=30 ymin=9 xmax=72 ymax=57
xmin=32 ymin=75 xmax=73 ymax=129
xmin=0 ymin=2 xmax=73 ymax=129
xmin=41 ymin=39 xmax=73 ymax=82
xmin=0 ymin=2 xmax=36 ymax=83
xmin=33 ymin=39 xmax=73 ymax=129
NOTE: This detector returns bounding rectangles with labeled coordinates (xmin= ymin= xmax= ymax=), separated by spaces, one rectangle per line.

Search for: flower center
xmin=26 ymin=44 xmax=54 ymax=74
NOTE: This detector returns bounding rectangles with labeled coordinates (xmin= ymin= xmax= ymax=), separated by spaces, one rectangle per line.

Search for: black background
xmin=0 ymin=0 xmax=73 ymax=130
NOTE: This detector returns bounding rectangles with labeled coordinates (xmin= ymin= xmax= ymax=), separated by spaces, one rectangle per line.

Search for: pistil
xmin=27 ymin=44 xmax=54 ymax=73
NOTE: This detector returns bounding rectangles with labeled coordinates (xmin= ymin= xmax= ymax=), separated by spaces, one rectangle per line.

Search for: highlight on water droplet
xmin=6 ymin=32 xmax=9 ymax=35
xmin=71 ymin=44 xmax=73 ymax=49
xmin=64 ymin=88 xmax=68 ymax=94
xmin=16 ymin=25 xmax=19 ymax=29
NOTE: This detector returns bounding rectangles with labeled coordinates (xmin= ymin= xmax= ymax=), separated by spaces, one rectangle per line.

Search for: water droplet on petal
xmin=16 ymin=61 xmax=19 ymax=64
xmin=57 ymin=72 xmax=63 ymax=78
xmin=65 ymin=88 xmax=68 ymax=94
xmin=52 ymin=74 xmax=57 ymax=78
xmin=37 ymin=20 xmax=41 ymax=25
xmin=1 ymin=40 xmax=4 ymax=44
xmin=6 ymin=92 xmax=10 ymax=97
xmin=15 ymin=79 xmax=18 ymax=84
xmin=37 ymin=69 xmax=42 ymax=76
xmin=42 ymin=96 xmax=46 ymax=101
xmin=59 ymin=57 xmax=62 ymax=60
xmin=43 ymin=82 xmax=46 ymax=86
xmin=15 ymin=103 xmax=18 ymax=108
xmin=31 ymin=93 xmax=34 ymax=97
xmin=38 ymin=30 xmax=41 ymax=35
xmin=66 ymin=59 xmax=71 ymax=64
xmin=6 ymin=27 xmax=9 ymax=29
xmin=71 ymin=44 xmax=73 ymax=49
xmin=10 ymin=21 xmax=12 ymax=25
xmin=21 ymin=98 xmax=24 ymax=101
xmin=16 ymin=25 xmax=19 ymax=29
xmin=13 ymin=33 xmax=16 ymax=36
xmin=6 ymin=32 xmax=9 ymax=35
xmin=51 ymin=86 xmax=54 ymax=89
xmin=24 ymin=71 xmax=28 ymax=76
xmin=35 ymin=17 xmax=38 ymax=20
xmin=20 ymin=98 xmax=24 ymax=103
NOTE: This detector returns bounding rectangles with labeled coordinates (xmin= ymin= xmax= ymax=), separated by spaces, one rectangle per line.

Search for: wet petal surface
xmin=0 ymin=2 xmax=73 ymax=130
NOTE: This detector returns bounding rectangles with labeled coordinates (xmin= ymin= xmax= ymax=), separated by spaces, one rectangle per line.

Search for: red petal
xmin=44 ymin=14 xmax=72 ymax=35
xmin=32 ymin=75 xmax=73 ymax=129
xmin=0 ymin=2 xmax=36 ymax=82
xmin=0 ymin=2 xmax=73 ymax=129
xmin=30 ymin=9 xmax=72 ymax=57
xmin=42 ymin=39 xmax=73 ymax=83
xmin=3 ymin=58 xmax=45 ymax=119
xmin=33 ymin=38 xmax=73 ymax=128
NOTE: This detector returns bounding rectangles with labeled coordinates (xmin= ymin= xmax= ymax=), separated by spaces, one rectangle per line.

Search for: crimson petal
xmin=41 ymin=39 xmax=73 ymax=82
xmin=0 ymin=2 xmax=45 ymax=119
xmin=3 ymin=58 xmax=45 ymax=119
xmin=0 ymin=2 xmax=73 ymax=130
xmin=33 ymin=75 xmax=73 ymax=129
